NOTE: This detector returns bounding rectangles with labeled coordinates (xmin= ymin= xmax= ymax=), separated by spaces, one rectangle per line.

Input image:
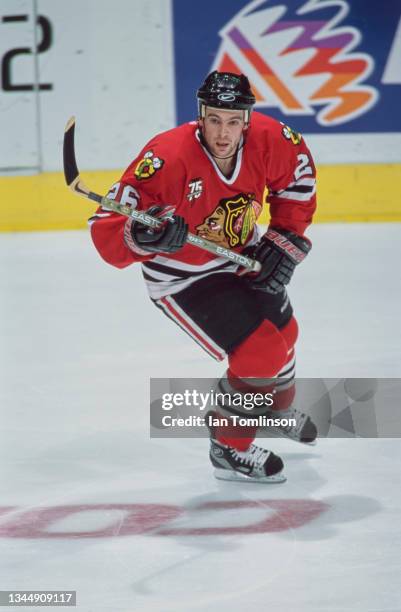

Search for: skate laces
xmin=230 ymin=444 xmax=269 ymax=467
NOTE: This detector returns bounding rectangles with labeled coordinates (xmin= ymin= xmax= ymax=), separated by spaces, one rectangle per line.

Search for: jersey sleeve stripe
xmin=272 ymin=184 xmax=316 ymax=202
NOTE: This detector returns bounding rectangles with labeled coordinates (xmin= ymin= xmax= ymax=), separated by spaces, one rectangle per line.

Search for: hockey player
xmin=89 ymin=71 xmax=317 ymax=483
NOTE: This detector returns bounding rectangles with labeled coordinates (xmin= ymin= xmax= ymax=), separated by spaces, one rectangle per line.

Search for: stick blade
xmin=63 ymin=116 xmax=79 ymax=186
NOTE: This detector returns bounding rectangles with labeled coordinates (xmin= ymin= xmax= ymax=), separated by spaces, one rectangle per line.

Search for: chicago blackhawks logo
xmin=134 ymin=150 xmax=164 ymax=180
xmin=196 ymin=194 xmax=262 ymax=248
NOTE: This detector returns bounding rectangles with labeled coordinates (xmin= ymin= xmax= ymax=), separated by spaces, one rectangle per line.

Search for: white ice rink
xmin=1 ymin=223 xmax=401 ymax=612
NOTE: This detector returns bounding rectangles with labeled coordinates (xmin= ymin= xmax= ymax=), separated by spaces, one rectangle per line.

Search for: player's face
xmin=200 ymin=108 xmax=246 ymax=158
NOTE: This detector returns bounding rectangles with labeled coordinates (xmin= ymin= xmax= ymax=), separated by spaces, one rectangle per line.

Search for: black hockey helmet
xmin=197 ymin=71 xmax=256 ymax=122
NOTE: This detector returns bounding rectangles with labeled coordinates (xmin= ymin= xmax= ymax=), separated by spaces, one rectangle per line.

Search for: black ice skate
xmin=261 ymin=406 xmax=317 ymax=444
xmin=209 ymin=438 xmax=286 ymax=483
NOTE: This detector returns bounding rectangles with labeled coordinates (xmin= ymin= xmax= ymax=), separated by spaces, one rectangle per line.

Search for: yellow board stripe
xmin=0 ymin=164 xmax=400 ymax=232
xmin=310 ymin=164 xmax=401 ymax=224
xmin=0 ymin=171 xmax=117 ymax=232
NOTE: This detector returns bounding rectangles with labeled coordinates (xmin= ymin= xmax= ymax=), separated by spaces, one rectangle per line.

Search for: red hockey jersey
xmin=89 ymin=112 xmax=316 ymax=300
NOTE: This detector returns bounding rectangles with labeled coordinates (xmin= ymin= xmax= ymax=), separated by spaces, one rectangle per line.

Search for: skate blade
xmin=213 ymin=468 xmax=286 ymax=484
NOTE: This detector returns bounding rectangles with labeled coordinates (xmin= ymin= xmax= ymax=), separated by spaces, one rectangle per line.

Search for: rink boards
xmin=0 ymin=163 xmax=400 ymax=232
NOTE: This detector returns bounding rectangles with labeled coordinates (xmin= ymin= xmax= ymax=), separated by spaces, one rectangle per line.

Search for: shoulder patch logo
xmin=134 ymin=150 xmax=164 ymax=180
xmin=281 ymin=123 xmax=302 ymax=145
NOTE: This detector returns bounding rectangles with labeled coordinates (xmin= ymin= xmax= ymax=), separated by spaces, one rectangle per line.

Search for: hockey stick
xmin=63 ymin=117 xmax=261 ymax=273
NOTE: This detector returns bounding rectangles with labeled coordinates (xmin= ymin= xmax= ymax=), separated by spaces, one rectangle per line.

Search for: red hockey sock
xmin=216 ymin=320 xmax=289 ymax=450
xmin=229 ymin=320 xmax=288 ymax=379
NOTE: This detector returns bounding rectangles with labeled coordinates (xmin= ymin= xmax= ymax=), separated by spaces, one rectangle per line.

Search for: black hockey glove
xmin=243 ymin=228 xmax=311 ymax=293
xmin=130 ymin=205 xmax=188 ymax=254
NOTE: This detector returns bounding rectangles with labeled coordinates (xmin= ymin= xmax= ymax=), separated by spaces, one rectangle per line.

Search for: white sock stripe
xmin=275 ymin=377 xmax=295 ymax=391
xmin=278 ymin=355 xmax=296 ymax=377
xmin=234 ymin=375 xmax=278 ymax=388
xmin=276 ymin=368 xmax=295 ymax=382
xmin=221 ymin=352 xmax=295 ymax=389
xmin=276 ymin=369 xmax=295 ymax=383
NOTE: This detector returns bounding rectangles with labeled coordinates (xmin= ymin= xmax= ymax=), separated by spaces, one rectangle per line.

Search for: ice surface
xmin=1 ymin=224 xmax=401 ymax=612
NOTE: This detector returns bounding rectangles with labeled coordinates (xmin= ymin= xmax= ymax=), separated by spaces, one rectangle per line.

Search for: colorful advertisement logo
xmin=212 ymin=0 xmax=378 ymax=126
xmin=173 ymin=0 xmax=401 ymax=132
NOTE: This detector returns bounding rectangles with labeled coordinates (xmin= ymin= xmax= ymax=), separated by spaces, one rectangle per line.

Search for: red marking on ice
xmin=0 ymin=507 xmax=17 ymax=516
xmin=0 ymin=504 xmax=183 ymax=538
xmin=0 ymin=500 xmax=328 ymax=538
xmin=158 ymin=499 xmax=328 ymax=536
